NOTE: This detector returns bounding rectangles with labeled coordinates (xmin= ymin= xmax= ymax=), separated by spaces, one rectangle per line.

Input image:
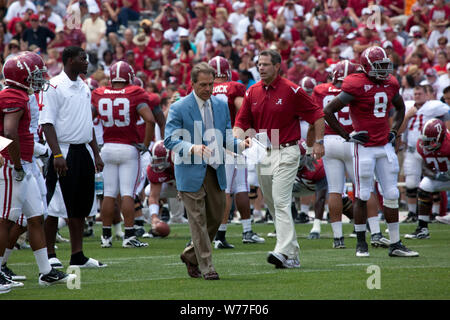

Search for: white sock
xmin=58 ymin=218 xmax=67 ymax=229
xmin=407 ymin=203 xmax=417 ymax=213
xmin=387 ymin=222 xmax=400 ymax=244
xmin=311 ymin=218 xmax=321 ymax=233
xmin=432 ymin=203 xmax=440 ymax=215
xmin=367 ymin=216 xmax=380 ymax=234
xmin=241 ymin=218 xmax=252 ymax=233
xmin=355 ymin=224 xmax=366 ymax=232
xmin=253 ymin=209 xmax=262 ymax=218
xmin=331 ymin=221 xmax=343 ymax=238
xmin=2 ymin=248 xmax=13 ymax=266
xmin=418 ymin=215 xmax=430 ymax=222
xmin=33 ymin=247 xmax=52 ymax=275
xmin=218 ymin=224 xmax=227 ymax=232
xmin=113 ymin=222 xmax=122 ymax=234
xmin=300 ymin=204 xmax=309 ymax=214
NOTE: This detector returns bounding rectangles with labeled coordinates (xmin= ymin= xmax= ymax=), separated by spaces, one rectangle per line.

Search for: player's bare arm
xmin=390 ymin=93 xmax=406 ymax=137
xmin=324 ymin=95 xmax=349 ymax=140
xmin=312 ymin=117 xmax=325 ymax=159
xmin=3 ymin=110 xmax=24 ymax=170
xmin=152 ymin=105 xmax=166 ymax=139
xmin=42 ymin=123 xmax=68 ymax=176
xmin=137 ymin=103 xmax=157 ymax=148
xmin=398 ymin=105 xmax=417 ymax=135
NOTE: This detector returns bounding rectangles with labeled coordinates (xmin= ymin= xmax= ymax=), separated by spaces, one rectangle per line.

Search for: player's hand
xmin=312 ymin=142 xmax=324 ymax=160
xmin=348 ymin=131 xmax=369 ymax=144
xmin=94 ymin=154 xmax=104 ymax=173
xmin=388 ymin=131 xmax=397 ymax=146
xmin=406 ymin=106 xmax=417 ymax=118
xmin=191 ymin=144 xmax=212 ymax=158
xmin=54 ymin=157 xmax=68 ymax=177
xmin=13 ymin=167 xmax=26 ymax=182
xmin=301 ymin=154 xmax=318 ymax=171
xmin=435 ymin=172 xmax=450 ymax=181
xmin=133 ymin=143 xmax=149 ymax=155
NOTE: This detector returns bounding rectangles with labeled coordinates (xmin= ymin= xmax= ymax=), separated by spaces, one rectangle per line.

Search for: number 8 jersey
xmin=92 ymin=85 xmax=152 ymax=145
xmin=341 ymin=72 xmax=400 ymax=147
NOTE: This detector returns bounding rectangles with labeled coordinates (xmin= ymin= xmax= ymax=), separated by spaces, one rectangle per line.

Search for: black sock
xmin=356 ymin=231 xmax=366 ymax=243
xmin=103 ymin=227 xmax=112 ymax=238
xmin=48 ymin=253 xmax=57 ymax=259
xmin=125 ymin=227 xmax=135 ymax=238
xmin=215 ymin=230 xmax=226 ymax=241
xmin=70 ymin=251 xmax=88 ymax=265
xmin=418 ymin=219 xmax=428 ymax=229
xmin=134 ymin=220 xmax=144 ymax=227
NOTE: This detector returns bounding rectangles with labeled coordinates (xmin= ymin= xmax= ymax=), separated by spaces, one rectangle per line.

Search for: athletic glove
xmin=347 ymin=131 xmax=369 ymax=144
xmin=388 ymin=131 xmax=397 ymax=146
xmin=435 ymin=172 xmax=450 ymax=182
xmin=133 ymin=143 xmax=149 ymax=155
xmin=13 ymin=167 xmax=26 ymax=182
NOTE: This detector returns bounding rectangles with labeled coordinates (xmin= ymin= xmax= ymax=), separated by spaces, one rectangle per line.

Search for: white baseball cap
xmin=382 ymin=41 xmax=393 ymax=49
xmin=232 ymin=1 xmax=246 ymax=11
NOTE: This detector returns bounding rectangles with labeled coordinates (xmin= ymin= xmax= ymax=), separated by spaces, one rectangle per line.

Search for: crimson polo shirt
xmin=234 ymin=75 xmax=324 ymax=145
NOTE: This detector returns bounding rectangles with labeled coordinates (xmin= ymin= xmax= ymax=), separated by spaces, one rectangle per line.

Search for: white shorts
xmin=247 ymin=163 xmax=259 ymax=187
xmin=101 ymin=143 xmax=141 ymax=198
xmin=135 ymin=151 xmax=151 ymax=196
xmin=419 ymin=176 xmax=450 ymax=193
xmin=300 ymin=120 xmax=309 ymax=140
xmin=403 ymin=148 xmax=423 ymax=189
xmin=47 ymin=182 xmax=97 ymax=218
xmin=225 ymin=163 xmax=249 ymax=194
xmin=323 ymin=135 xmax=354 ymax=194
xmin=0 ymin=160 xmax=43 ymax=222
xmin=352 ymin=143 xmax=400 ymax=202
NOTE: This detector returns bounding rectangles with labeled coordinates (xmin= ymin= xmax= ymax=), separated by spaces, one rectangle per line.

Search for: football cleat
xmin=122 ymin=236 xmax=149 ymax=248
xmin=308 ymin=232 xmax=320 ymax=240
xmin=55 ymin=232 xmax=70 ymax=243
xmin=242 ymin=231 xmax=265 ymax=243
xmin=100 ymin=236 xmax=113 ymax=248
xmin=49 ymin=257 xmax=63 ymax=269
xmin=267 ymin=251 xmax=300 ymax=269
xmin=267 ymin=230 xmax=277 ymax=238
xmin=134 ymin=226 xmax=146 ymax=238
xmin=389 ymin=241 xmax=419 ymax=257
xmin=356 ymin=241 xmax=370 ymax=257
xmin=404 ymin=227 xmax=430 ymax=239
xmin=294 ymin=212 xmax=310 ymax=224
xmin=0 ymin=272 xmax=12 ymax=294
xmin=349 ymin=227 xmax=357 ymax=238
xmin=403 ymin=211 xmax=418 ymax=223
xmin=370 ymin=232 xmax=390 ymax=248
xmin=1 ymin=264 xmax=26 ymax=281
xmin=333 ymin=237 xmax=346 ymax=249
xmin=214 ymin=239 xmax=235 ymax=249
xmin=39 ymin=268 xmax=76 ymax=287
xmin=71 ymin=258 xmax=107 ymax=268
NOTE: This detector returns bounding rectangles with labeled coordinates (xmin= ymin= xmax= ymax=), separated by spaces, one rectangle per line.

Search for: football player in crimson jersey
xmin=405 ymin=119 xmax=450 ymax=238
xmin=397 ymin=86 xmax=450 ymax=223
xmin=324 ymin=46 xmax=419 ymax=257
xmin=208 ymin=56 xmax=265 ymax=248
xmin=0 ymin=52 xmax=75 ymax=290
xmin=313 ymin=60 xmax=389 ymax=249
xmin=92 ymin=61 xmax=157 ymax=248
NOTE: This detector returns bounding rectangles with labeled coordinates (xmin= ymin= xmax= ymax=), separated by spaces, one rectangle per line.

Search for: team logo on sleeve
xmin=364 ymin=85 xmax=373 ymax=92
xmin=290 ymin=86 xmax=300 ymax=94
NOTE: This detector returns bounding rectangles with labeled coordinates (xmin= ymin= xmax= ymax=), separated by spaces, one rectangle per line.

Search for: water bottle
xmin=95 ymin=172 xmax=104 ymax=196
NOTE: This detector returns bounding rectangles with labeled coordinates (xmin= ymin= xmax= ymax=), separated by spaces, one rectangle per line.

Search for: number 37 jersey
xmin=341 ymin=73 xmax=400 ymax=147
xmin=92 ymin=85 xmax=151 ymax=145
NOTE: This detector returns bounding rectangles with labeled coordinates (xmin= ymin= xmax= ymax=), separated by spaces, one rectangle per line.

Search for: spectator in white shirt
xmin=427 ymin=20 xmax=450 ymax=50
xmin=437 ymin=62 xmax=450 ymax=100
xmin=194 ymin=17 xmax=226 ymax=45
xmin=236 ymin=7 xmax=263 ymax=41
xmin=3 ymin=0 xmax=37 ymax=23
xmin=49 ymin=0 xmax=67 ymax=19
xmin=43 ymin=3 xmax=64 ymax=29
xmin=81 ymin=6 xmax=107 ymax=60
xmin=276 ymin=0 xmax=304 ymax=28
xmin=163 ymin=17 xmax=188 ymax=45
xmin=228 ymin=1 xmax=246 ymax=37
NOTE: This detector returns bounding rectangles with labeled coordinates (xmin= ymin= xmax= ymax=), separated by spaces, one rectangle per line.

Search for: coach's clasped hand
xmin=191 ymin=144 xmax=213 ymax=158
xmin=347 ymin=131 xmax=369 ymax=145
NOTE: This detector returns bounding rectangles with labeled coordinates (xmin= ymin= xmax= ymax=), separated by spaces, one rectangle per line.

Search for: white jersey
xmin=29 ymin=94 xmax=40 ymax=142
xmin=405 ymin=100 xmax=449 ymax=148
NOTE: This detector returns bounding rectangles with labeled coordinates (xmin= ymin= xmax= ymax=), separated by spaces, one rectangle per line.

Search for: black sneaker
xmin=160 ymin=207 xmax=170 ymax=222
xmin=0 ymin=272 xmax=12 ymax=294
xmin=294 ymin=212 xmax=310 ymax=224
xmin=403 ymin=211 xmax=418 ymax=223
xmin=370 ymin=232 xmax=390 ymax=248
xmin=38 ymin=268 xmax=76 ymax=286
xmin=134 ymin=226 xmax=145 ymax=238
xmin=404 ymin=227 xmax=430 ymax=239
xmin=122 ymin=236 xmax=149 ymax=248
xmin=307 ymin=232 xmax=320 ymax=240
xmin=242 ymin=231 xmax=265 ymax=243
xmin=356 ymin=241 xmax=370 ymax=257
xmin=1 ymin=264 xmax=26 ymax=281
xmin=389 ymin=241 xmax=419 ymax=257
xmin=214 ymin=239 xmax=235 ymax=249
xmin=333 ymin=237 xmax=345 ymax=249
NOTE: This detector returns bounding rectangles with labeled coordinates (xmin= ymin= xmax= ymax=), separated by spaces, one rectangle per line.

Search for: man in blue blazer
xmin=164 ymin=62 xmax=248 ymax=280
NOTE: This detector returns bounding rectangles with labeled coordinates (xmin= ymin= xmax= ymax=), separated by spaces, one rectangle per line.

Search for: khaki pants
xmin=180 ymin=166 xmax=225 ymax=275
xmin=257 ymin=145 xmax=300 ymax=259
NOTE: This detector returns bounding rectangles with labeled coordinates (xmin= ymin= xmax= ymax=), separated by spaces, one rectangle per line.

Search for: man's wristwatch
xmin=315 ymin=139 xmax=324 ymax=145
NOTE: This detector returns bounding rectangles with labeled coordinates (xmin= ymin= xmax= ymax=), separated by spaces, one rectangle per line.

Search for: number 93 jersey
xmin=92 ymin=85 xmax=151 ymax=145
xmin=341 ymin=73 xmax=400 ymax=147
xmin=312 ymin=82 xmax=353 ymax=135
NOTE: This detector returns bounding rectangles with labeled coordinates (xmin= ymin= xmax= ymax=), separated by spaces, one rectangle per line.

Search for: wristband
xmin=53 ymin=153 xmax=63 ymax=158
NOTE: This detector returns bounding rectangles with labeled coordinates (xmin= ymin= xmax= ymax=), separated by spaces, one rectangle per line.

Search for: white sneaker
xmin=267 ymin=231 xmax=276 ymax=238
xmin=71 ymin=258 xmax=107 ymax=268
xmin=49 ymin=257 xmax=63 ymax=269
xmin=436 ymin=214 xmax=450 ymax=225
xmin=100 ymin=236 xmax=112 ymax=248
xmin=56 ymin=232 xmax=70 ymax=243
xmin=122 ymin=236 xmax=149 ymax=248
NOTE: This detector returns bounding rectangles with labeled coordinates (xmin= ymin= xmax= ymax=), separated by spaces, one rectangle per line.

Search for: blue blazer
xmin=164 ymin=93 xmax=241 ymax=192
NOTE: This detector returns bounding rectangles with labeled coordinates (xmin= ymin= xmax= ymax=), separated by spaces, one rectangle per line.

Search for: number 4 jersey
xmin=92 ymin=85 xmax=152 ymax=145
xmin=341 ymin=73 xmax=400 ymax=147
xmin=312 ymin=82 xmax=353 ymax=135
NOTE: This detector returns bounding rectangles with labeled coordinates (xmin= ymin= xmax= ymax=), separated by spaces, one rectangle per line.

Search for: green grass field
xmin=1 ymin=221 xmax=449 ymax=300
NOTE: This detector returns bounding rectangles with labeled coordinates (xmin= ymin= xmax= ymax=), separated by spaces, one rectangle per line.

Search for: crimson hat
xmin=30 ymin=14 xmax=39 ymax=20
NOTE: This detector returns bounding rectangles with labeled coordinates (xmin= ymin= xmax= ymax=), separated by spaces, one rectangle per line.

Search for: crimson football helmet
xmin=85 ymin=78 xmax=99 ymax=91
xmin=300 ymin=77 xmax=317 ymax=95
xmin=133 ymin=77 xmax=144 ymax=88
xmin=420 ymin=118 xmax=446 ymax=151
xmin=360 ymin=46 xmax=393 ymax=80
xmin=208 ymin=56 xmax=231 ymax=81
xmin=298 ymin=139 xmax=307 ymax=156
xmin=110 ymin=61 xmax=135 ymax=84
xmin=332 ymin=60 xmax=359 ymax=84
xmin=150 ymin=140 xmax=170 ymax=173
xmin=3 ymin=52 xmax=47 ymax=92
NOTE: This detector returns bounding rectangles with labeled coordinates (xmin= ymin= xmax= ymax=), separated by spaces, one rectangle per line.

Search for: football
xmin=153 ymin=221 xmax=170 ymax=237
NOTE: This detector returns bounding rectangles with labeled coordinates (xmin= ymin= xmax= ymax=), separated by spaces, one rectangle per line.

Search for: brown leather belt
xmin=267 ymin=140 xmax=298 ymax=151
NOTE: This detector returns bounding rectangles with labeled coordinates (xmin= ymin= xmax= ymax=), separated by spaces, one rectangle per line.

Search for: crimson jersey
xmin=0 ymin=88 xmax=33 ymax=162
xmin=137 ymin=92 xmax=160 ymax=143
xmin=92 ymin=85 xmax=151 ymax=145
xmin=342 ymin=73 xmax=400 ymax=147
xmin=417 ymin=132 xmax=450 ymax=174
xmin=212 ymin=81 xmax=246 ymax=127
xmin=146 ymin=161 xmax=175 ymax=184
xmin=298 ymin=158 xmax=326 ymax=182
xmin=312 ymin=83 xmax=353 ymax=136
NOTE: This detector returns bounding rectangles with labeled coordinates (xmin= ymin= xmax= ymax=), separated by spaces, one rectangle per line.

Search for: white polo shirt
xmin=39 ymin=71 xmax=93 ymax=145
